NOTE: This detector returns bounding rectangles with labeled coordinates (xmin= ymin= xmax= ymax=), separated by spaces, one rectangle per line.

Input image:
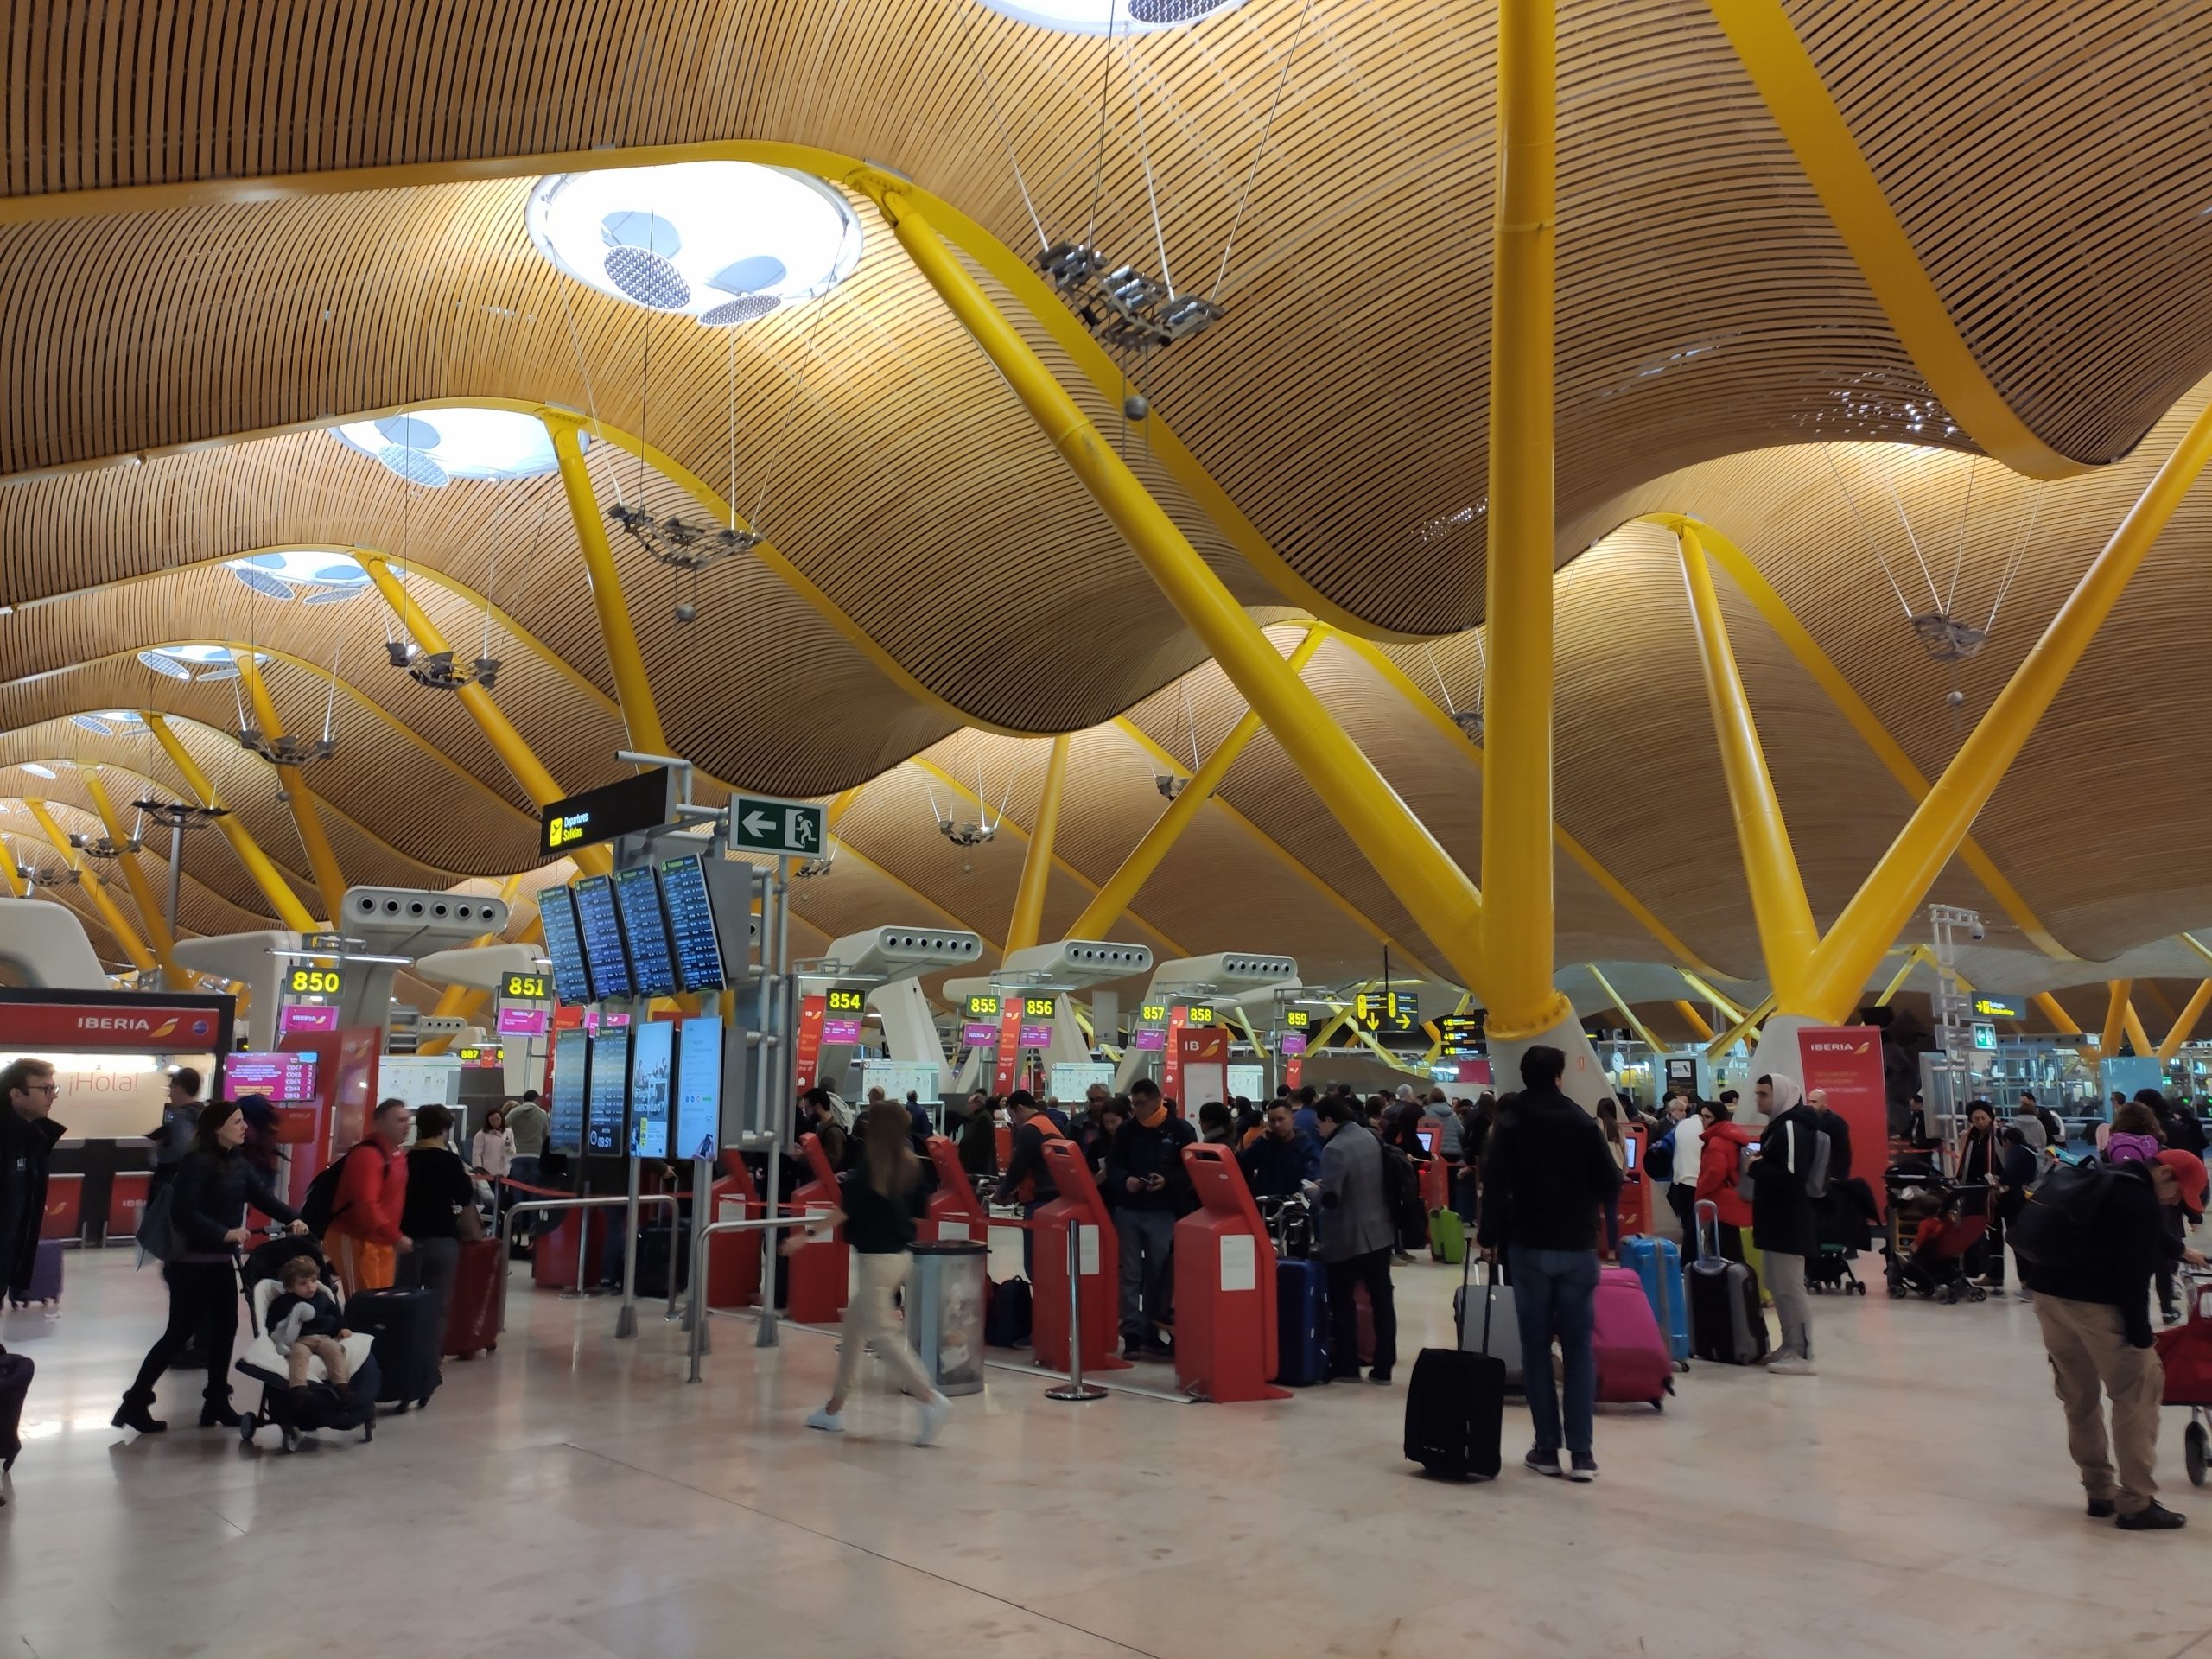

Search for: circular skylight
xmin=330 ymin=409 xmax=576 ymax=487
xmin=526 ymin=164 xmax=863 ymax=326
xmin=969 ymin=0 xmax=1245 ymax=32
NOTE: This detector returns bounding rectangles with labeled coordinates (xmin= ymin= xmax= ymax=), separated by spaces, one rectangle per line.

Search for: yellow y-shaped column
xmin=80 ymin=768 xmax=181 ymax=975
xmin=1005 ymin=734 xmax=1071 ymax=955
xmin=236 ymin=656 xmax=350 ymax=925
xmin=143 ymin=714 xmax=321 ymax=935
xmin=24 ymin=800 xmax=156 ymax=972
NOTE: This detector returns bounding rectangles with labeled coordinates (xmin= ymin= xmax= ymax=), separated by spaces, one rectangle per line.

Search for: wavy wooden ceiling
xmin=4 ymin=0 xmax=2212 ymax=999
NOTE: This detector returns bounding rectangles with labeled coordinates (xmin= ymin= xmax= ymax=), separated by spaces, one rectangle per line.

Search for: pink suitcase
xmin=1592 ymin=1265 xmax=1674 ymax=1408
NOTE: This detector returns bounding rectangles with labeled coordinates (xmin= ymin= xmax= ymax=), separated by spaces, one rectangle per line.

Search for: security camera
xmin=1968 ymin=919 xmax=1985 ymax=942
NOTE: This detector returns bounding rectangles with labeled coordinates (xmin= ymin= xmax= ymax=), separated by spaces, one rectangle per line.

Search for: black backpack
xmin=2010 ymin=1159 xmax=2114 ymax=1270
xmin=299 ymin=1144 xmax=365 ymax=1237
xmin=1380 ymin=1144 xmax=1428 ymax=1245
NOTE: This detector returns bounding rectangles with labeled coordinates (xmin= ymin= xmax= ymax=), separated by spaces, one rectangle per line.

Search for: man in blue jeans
xmin=1477 ymin=1046 xmax=1623 ymax=1482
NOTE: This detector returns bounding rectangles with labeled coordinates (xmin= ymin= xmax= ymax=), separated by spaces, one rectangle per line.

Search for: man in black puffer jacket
xmin=1104 ymin=1079 xmax=1195 ymax=1361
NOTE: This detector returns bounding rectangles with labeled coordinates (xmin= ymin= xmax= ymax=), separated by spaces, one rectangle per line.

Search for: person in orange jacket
xmin=1693 ymin=1095 xmax=1754 ymax=1262
xmin=327 ymin=1098 xmax=413 ymax=1294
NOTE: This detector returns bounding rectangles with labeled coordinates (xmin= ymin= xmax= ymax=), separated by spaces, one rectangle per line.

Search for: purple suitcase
xmin=9 ymin=1239 xmax=61 ymax=1306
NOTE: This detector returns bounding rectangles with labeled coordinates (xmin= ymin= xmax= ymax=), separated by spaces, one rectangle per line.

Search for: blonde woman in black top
xmin=785 ymin=1103 xmax=952 ymax=1445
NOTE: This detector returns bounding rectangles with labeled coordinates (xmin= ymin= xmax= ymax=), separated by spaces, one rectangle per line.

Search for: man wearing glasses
xmin=1 ymin=1058 xmax=64 ymax=1306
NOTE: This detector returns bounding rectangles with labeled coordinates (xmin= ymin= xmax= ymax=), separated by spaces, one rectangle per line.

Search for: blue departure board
xmin=659 ymin=854 xmax=726 ymax=993
xmin=675 ymin=1015 xmax=721 ymax=1161
xmin=538 ymin=887 xmax=593 ymax=1007
xmin=586 ymin=1025 xmax=630 ymax=1154
xmin=614 ymin=865 xmax=677 ymax=999
xmin=629 ymin=1019 xmax=672 ymax=1159
xmin=549 ymin=1028 xmax=588 ymax=1155
xmin=572 ymin=874 xmax=634 ymax=1001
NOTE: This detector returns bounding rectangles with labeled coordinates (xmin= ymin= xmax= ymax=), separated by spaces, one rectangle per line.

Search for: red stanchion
xmin=1033 ymin=1140 xmax=1131 ymax=1374
xmin=1173 ymin=1145 xmax=1288 ymax=1402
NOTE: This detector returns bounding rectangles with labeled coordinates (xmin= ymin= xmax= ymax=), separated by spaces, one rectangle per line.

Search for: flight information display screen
xmin=675 ymin=1015 xmax=721 ymax=1162
xmin=615 ymin=865 xmax=678 ymax=999
xmin=537 ymin=887 xmax=594 ymax=1007
xmin=549 ymin=1028 xmax=588 ymax=1155
xmin=659 ymin=855 xmax=726 ymax=993
xmin=585 ymin=1025 xmax=630 ymax=1154
xmin=628 ymin=1019 xmax=672 ymax=1160
xmin=572 ymin=874 xmax=634 ymax=1001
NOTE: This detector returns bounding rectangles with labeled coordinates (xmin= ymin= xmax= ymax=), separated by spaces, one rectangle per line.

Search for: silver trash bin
xmin=908 ymin=1239 xmax=988 ymax=1396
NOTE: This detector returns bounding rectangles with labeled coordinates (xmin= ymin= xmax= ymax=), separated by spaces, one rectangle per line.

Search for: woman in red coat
xmin=1694 ymin=1099 xmax=1754 ymax=1262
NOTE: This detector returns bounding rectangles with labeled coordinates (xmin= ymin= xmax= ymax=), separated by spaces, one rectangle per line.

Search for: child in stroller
xmin=235 ymin=1235 xmax=379 ymax=1452
xmin=1887 ymin=1185 xmax=1990 ymax=1304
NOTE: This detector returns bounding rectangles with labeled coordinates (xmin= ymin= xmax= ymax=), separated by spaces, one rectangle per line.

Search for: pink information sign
xmin=278 ymin=1003 xmax=339 ymax=1033
xmin=962 ymin=1022 xmax=999 ymax=1048
xmin=225 ymin=1052 xmax=317 ymax=1102
xmin=498 ymin=1006 xmax=550 ymax=1037
xmin=1134 ymin=1028 xmax=1166 ymax=1051
xmin=822 ymin=1016 xmax=863 ymax=1044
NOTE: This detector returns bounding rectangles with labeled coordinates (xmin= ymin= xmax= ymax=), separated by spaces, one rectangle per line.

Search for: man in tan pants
xmin=2017 ymin=1112 xmax=2202 ymax=1532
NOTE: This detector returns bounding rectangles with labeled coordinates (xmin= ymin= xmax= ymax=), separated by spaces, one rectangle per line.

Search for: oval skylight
xmin=969 ymin=0 xmax=1245 ymax=32
xmin=526 ymin=163 xmax=862 ymax=325
xmin=71 ymin=711 xmax=145 ymax=736
xmin=138 ymin=645 xmax=262 ymax=682
xmin=330 ymin=408 xmax=576 ymax=486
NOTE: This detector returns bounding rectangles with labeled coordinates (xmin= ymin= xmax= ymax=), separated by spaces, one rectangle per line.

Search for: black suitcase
xmin=1687 ymin=1201 xmax=1770 ymax=1365
xmin=0 ymin=1345 xmax=32 ymax=1473
xmin=1403 ymin=1252 xmax=1504 ymax=1479
xmin=631 ymin=1220 xmax=691 ymax=1300
xmin=346 ymin=1287 xmax=442 ymax=1411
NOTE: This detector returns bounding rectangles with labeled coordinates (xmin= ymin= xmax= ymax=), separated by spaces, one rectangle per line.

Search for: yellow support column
xmin=81 ymin=768 xmax=180 ymax=972
xmin=1675 ymin=524 xmax=1823 ymax=1009
xmin=1797 ymin=399 xmax=2212 ymax=1021
xmin=0 ymin=838 xmax=22 ymax=897
xmin=24 ymin=800 xmax=156 ymax=973
xmin=143 ymin=713 xmax=321 ymax=935
xmin=1070 ymin=628 xmax=1324 ymax=940
xmin=237 ymin=656 xmax=350 ymax=925
xmin=2158 ymin=981 xmax=2212 ymax=1061
xmin=1673 ymin=1001 xmax=1715 ymax=1042
xmin=1476 ymin=0 xmax=1567 ymax=1040
xmin=861 ymin=183 xmax=1492 ymax=1003
xmin=2122 ymin=997 xmax=2155 ymax=1061
xmin=1005 ymin=734 xmax=1071 ymax=955
xmin=540 ymin=410 xmax=673 ymax=758
xmin=358 ymin=555 xmax=612 ymax=878
xmin=2099 ymin=980 xmax=2133 ymax=1068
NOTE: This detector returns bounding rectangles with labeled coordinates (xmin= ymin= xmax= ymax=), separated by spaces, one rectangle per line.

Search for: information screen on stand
xmin=585 ymin=1026 xmax=631 ymax=1154
xmin=659 ymin=855 xmax=727 ymax=994
xmin=225 ymin=1052 xmax=316 ymax=1102
xmin=538 ymin=888 xmax=594 ymax=1007
xmin=675 ymin=1015 xmax=721 ymax=1161
xmin=549 ymin=1028 xmax=589 ymax=1154
xmin=628 ymin=1020 xmax=672 ymax=1159
xmin=572 ymin=875 xmax=635 ymax=1002
xmin=614 ymin=866 xmax=678 ymax=999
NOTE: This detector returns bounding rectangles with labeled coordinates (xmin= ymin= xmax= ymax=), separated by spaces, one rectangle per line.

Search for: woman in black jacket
xmin=114 ymin=1099 xmax=305 ymax=1433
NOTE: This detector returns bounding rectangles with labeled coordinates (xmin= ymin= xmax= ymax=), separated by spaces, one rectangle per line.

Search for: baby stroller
xmin=234 ymin=1235 xmax=379 ymax=1453
xmin=1883 ymin=1176 xmax=1988 ymax=1303
xmin=2155 ymin=1269 xmax=2212 ymax=1486
xmin=1808 ymin=1178 xmax=1878 ymax=1295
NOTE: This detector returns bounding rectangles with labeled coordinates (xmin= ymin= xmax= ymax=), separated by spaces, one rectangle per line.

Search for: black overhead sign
xmin=540 ymin=767 xmax=677 ymax=857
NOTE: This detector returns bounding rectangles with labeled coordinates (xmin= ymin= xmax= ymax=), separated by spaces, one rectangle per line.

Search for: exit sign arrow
xmin=731 ymin=795 xmax=826 ymax=859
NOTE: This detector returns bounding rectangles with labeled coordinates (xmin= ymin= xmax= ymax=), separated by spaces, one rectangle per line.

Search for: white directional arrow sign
xmin=730 ymin=795 xmax=826 ymax=859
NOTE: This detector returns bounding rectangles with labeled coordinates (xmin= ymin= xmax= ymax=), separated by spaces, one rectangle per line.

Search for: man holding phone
xmin=1105 ymin=1078 xmax=1195 ymax=1361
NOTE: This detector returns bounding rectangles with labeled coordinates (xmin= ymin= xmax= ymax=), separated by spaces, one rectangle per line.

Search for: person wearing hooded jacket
xmin=1751 ymin=1073 xmax=1823 ymax=1375
xmin=1694 ymin=1098 xmax=1752 ymax=1262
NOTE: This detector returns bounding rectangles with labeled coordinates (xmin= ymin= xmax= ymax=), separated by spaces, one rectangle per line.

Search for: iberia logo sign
xmin=1805 ymin=1037 xmax=1872 ymax=1056
xmin=0 ymin=1002 xmax=220 ymax=1046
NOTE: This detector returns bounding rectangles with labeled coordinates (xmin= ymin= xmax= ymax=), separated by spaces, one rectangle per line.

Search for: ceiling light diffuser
xmin=227 ymin=550 xmax=372 ymax=601
xmin=330 ymin=408 xmax=576 ymax=486
xmin=969 ymin=0 xmax=1246 ymax=32
xmin=19 ymin=763 xmax=55 ymax=780
xmin=526 ymin=163 xmax=862 ymax=326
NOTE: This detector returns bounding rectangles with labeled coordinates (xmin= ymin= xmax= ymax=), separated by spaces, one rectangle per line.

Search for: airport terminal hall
xmin=10 ymin=2 xmax=2212 ymax=1656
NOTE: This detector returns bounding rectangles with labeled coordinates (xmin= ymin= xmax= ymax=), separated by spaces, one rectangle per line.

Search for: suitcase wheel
xmin=238 ymin=1419 xmax=257 ymax=1446
xmin=2184 ymin=1421 xmax=2207 ymax=1488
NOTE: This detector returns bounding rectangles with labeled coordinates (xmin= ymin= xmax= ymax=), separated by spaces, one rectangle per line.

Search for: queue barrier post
xmin=1044 ymin=1217 xmax=1107 ymax=1402
xmin=1032 ymin=1141 xmax=1131 ymax=1375
xmin=686 ymin=1213 xmax=820 ymax=1382
xmin=496 ymin=1193 xmax=678 ymax=1336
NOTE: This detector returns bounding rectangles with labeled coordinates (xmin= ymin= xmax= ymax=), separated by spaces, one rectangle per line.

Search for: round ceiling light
xmin=525 ymin=163 xmax=863 ymax=326
xmin=330 ymin=408 xmax=575 ymax=487
xmin=969 ymin=0 xmax=1245 ymax=32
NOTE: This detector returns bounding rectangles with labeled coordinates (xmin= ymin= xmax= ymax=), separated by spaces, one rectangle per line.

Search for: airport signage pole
xmin=616 ymin=993 xmax=645 ymax=1340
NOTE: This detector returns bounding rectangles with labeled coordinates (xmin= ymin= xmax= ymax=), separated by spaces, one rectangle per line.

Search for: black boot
xmin=112 ymin=1392 xmax=168 ymax=1434
xmin=199 ymin=1394 xmax=242 ymax=1429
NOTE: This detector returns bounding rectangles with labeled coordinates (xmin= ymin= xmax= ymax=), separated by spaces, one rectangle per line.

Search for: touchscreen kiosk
xmin=628 ymin=1019 xmax=673 ymax=1160
xmin=675 ymin=1015 xmax=722 ymax=1161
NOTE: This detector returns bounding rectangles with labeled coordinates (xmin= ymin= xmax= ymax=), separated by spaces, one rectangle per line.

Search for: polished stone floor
xmin=3 ymin=1239 xmax=2209 ymax=1659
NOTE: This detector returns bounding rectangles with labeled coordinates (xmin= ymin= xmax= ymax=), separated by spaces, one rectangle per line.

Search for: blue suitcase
xmin=1619 ymin=1235 xmax=1688 ymax=1367
xmin=1275 ymin=1257 xmax=1329 ymax=1386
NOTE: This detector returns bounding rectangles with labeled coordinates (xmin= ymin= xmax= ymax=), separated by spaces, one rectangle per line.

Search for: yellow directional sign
xmin=1356 ymin=989 xmax=1419 ymax=1034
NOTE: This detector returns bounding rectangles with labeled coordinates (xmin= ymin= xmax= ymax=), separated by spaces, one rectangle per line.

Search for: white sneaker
xmin=805 ymin=1407 xmax=846 ymax=1433
xmin=1766 ymin=1354 xmax=1817 ymax=1376
xmin=914 ymin=1394 xmax=950 ymax=1447
xmin=2013 ymin=1288 xmax=2034 ymax=1303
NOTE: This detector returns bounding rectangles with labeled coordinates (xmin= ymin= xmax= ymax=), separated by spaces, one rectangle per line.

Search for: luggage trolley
xmin=2155 ymin=1270 xmax=2212 ymax=1487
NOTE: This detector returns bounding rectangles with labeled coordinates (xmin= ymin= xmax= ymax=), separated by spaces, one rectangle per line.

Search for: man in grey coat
xmin=1314 ymin=1095 xmax=1397 ymax=1383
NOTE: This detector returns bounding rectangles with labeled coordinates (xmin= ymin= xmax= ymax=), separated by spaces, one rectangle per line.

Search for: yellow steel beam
xmin=1004 ymin=734 xmax=1071 ymax=954
xmin=855 ymin=181 xmax=1493 ymax=1004
xmin=1639 ymin=517 xmax=2077 ymax=961
xmin=2183 ymin=933 xmax=2212 ymax=970
xmin=1673 ymin=1000 xmax=1715 ymax=1042
xmin=1706 ymin=992 xmax=1777 ymax=1061
xmin=539 ymin=410 xmax=673 ymax=758
xmin=1680 ymin=970 xmax=1748 ymax=1024
xmin=1873 ymin=944 xmax=1933 ymax=1007
xmin=1476 ymin=0 xmax=1566 ymax=1039
xmin=1321 ymin=626 xmax=1720 ymax=974
xmin=2100 ymin=980 xmax=2133 ymax=1065
xmin=236 ymin=656 xmax=349 ymax=925
xmin=2034 ymin=992 xmax=2093 ymax=1046
xmin=1675 ymin=524 xmax=1822 ymax=1008
xmin=1586 ymin=963 xmax=1669 ymax=1053
xmin=80 ymin=767 xmax=182 ymax=976
xmin=0 ymin=834 xmax=22 ymax=897
xmin=143 ymin=713 xmax=321 ymax=934
xmin=1071 ymin=627 xmax=1323 ymax=941
xmin=1703 ymin=1 xmax=2090 ymax=480
xmin=2158 ymin=982 xmax=2212 ymax=1061
xmin=23 ymin=799 xmax=155 ymax=973
xmin=2122 ymin=996 xmax=2155 ymax=1061
xmin=356 ymin=555 xmax=612 ymax=878
xmin=1791 ymin=400 xmax=2212 ymax=1021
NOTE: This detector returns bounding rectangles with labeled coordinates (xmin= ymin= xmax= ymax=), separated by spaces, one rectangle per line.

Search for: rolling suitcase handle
xmin=1694 ymin=1198 xmax=1724 ymax=1268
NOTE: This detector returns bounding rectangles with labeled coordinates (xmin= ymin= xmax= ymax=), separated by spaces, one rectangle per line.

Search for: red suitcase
xmin=1592 ymin=1265 xmax=1674 ymax=1408
xmin=444 ymin=1239 xmax=503 ymax=1358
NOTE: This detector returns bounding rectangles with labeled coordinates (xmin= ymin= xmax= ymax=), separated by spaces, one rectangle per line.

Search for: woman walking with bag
xmin=786 ymin=1103 xmax=953 ymax=1446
